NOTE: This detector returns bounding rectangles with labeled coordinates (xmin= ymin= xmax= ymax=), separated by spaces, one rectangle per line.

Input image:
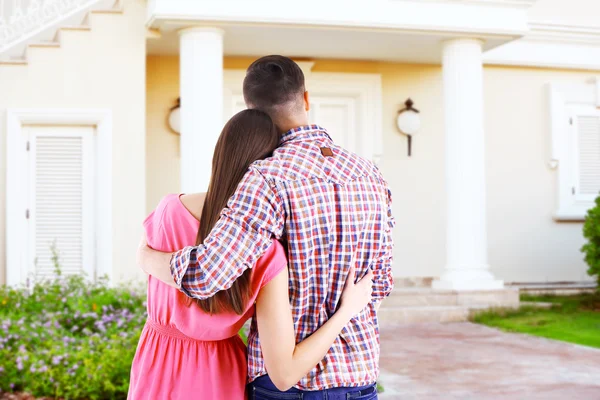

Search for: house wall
xmin=0 ymin=0 xmax=147 ymax=285
xmin=146 ymin=56 xmax=596 ymax=284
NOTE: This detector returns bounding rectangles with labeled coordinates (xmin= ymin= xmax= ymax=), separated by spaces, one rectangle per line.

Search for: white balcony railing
xmin=0 ymin=0 xmax=104 ymax=55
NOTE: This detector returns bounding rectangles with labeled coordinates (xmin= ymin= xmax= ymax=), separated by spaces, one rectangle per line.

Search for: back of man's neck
xmin=276 ymin=119 xmax=310 ymax=134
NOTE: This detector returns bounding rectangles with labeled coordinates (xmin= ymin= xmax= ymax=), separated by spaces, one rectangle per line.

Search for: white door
xmin=308 ymin=96 xmax=356 ymax=151
xmin=23 ymin=125 xmax=96 ymax=282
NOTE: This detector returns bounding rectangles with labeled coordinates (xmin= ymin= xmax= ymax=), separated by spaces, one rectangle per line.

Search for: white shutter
xmin=27 ymin=126 xmax=95 ymax=280
xmin=576 ymin=114 xmax=600 ymax=199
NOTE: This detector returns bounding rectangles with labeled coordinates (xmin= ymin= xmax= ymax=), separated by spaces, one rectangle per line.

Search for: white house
xmin=1 ymin=0 xmax=599 ymax=316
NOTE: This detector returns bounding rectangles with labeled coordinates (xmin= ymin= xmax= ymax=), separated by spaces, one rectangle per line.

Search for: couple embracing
xmin=130 ymin=55 xmax=395 ymax=400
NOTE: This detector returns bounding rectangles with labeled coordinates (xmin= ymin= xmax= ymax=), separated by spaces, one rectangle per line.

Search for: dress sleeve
xmin=258 ymin=240 xmax=288 ymax=287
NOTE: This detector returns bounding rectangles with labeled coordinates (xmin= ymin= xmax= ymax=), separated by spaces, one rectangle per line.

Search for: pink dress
xmin=128 ymin=194 xmax=287 ymax=400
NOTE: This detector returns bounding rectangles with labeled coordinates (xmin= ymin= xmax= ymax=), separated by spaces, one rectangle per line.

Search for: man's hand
xmin=136 ymin=233 xmax=178 ymax=288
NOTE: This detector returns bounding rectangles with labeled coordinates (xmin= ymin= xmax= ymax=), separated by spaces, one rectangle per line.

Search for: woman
xmin=128 ymin=109 xmax=373 ymax=400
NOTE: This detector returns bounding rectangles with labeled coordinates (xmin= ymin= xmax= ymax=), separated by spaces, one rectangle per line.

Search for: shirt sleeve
xmin=371 ymin=183 xmax=396 ymax=302
xmin=169 ymin=168 xmax=285 ymax=299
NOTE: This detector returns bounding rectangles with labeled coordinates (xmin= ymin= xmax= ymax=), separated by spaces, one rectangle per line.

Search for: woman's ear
xmin=304 ymin=91 xmax=310 ymax=112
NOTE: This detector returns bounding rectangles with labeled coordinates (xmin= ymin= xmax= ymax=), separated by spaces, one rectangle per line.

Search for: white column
xmin=179 ymin=27 xmax=224 ymax=193
xmin=432 ymin=38 xmax=504 ymax=291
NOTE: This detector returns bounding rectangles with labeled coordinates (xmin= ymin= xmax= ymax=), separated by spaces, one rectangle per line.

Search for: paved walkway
xmin=378 ymin=323 xmax=600 ymax=399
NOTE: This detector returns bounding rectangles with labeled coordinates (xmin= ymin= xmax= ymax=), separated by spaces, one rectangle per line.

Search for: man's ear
xmin=304 ymin=91 xmax=310 ymax=112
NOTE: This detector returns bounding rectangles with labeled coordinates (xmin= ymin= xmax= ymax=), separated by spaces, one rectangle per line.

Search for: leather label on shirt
xmin=320 ymin=147 xmax=333 ymax=157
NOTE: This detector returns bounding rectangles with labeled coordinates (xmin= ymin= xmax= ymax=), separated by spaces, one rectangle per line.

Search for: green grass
xmin=472 ymin=293 xmax=600 ymax=349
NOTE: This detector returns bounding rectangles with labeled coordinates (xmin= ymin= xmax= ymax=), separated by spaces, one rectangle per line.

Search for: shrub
xmin=0 ymin=269 xmax=146 ymax=399
xmin=582 ymin=195 xmax=600 ymax=289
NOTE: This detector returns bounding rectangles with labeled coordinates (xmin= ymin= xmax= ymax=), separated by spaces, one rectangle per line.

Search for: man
xmin=138 ymin=55 xmax=395 ymax=398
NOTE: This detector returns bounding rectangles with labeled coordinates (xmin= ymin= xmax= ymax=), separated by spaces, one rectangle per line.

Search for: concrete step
xmin=385 ymin=288 xmax=520 ymax=307
xmin=378 ymin=305 xmax=475 ymax=324
xmin=378 ymin=288 xmax=520 ymax=324
xmin=508 ymin=282 xmax=596 ymax=295
xmin=395 ymin=277 xmax=435 ymax=288
xmin=384 ymin=288 xmax=458 ymax=307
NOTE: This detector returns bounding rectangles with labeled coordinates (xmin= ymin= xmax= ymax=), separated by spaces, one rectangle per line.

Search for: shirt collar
xmin=280 ymin=125 xmax=332 ymax=145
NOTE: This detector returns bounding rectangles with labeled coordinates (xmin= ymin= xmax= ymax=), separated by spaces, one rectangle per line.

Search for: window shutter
xmin=575 ymin=114 xmax=600 ymax=201
xmin=29 ymin=127 xmax=94 ymax=279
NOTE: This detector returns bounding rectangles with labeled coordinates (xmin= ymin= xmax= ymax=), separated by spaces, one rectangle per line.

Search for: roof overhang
xmin=146 ymin=0 xmax=535 ymax=63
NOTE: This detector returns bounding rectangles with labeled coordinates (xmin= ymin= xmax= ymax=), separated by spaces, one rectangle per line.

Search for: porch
xmin=145 ymin=0 xmax=533 ymax=299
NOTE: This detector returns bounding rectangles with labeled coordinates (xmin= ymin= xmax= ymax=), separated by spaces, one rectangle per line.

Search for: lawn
xmin=472 ymin=293 xmax=600 ymax=349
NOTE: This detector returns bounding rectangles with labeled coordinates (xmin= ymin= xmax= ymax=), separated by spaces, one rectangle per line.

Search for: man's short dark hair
xmin=243 ymin=55 xmax=305 ymax=115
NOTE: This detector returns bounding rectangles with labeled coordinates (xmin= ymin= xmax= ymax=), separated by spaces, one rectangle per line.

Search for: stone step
xmin=378 ymin=305 xmax=477 ymax=324
xmin=384 ymin=288 xmax=520 ymax=308
xmin=394 ymin=277 xmax=435 ymax=288
xmin=384 ymin=288 xmax=458 ymax=307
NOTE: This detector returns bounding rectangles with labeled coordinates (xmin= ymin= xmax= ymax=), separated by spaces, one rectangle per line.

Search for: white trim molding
xmin=410 ymin=0 xmax=537 ymax=8
xmin=484 ymin=22 xmax=600 ymax=71
xmin=527 ymin=22 xmax=600 ymax=45
xmin=5 ymin=109 xmax=113 ymax=285
xmin=147 ymin=0 xmax=531 ymax=39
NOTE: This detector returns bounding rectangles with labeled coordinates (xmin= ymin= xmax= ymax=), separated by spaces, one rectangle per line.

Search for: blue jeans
xmin=248 ymin=375 xmax=378 ymax=400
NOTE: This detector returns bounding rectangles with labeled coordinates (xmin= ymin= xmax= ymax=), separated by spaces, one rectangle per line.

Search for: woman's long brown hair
xmin=190 ymin=109 xmax=280 ymax=315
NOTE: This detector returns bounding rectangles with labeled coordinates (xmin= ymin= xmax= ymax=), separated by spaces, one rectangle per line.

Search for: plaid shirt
xmin=170 ymin=125 xmax=395 ymax=390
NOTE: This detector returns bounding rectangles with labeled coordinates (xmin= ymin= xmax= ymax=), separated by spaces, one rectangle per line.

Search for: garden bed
xmin=0 ymin=273 xmax=146 ymax=399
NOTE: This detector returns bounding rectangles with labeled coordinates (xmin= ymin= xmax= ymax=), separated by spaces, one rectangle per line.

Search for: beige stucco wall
xmin=484 ymin=66 xmax=594 ymax=283
xmin=0 ymin=0 xmax=147 ymax=285
xmin=146 ymin=56 xmax=596 ymax=283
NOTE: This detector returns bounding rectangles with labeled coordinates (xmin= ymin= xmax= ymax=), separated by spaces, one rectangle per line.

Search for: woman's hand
xmin=339 ymin=266 xmax=374 ymax=318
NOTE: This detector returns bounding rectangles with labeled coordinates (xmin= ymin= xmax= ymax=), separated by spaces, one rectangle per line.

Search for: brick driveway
xmin=378 ymin=323 xmax=600 ymax=399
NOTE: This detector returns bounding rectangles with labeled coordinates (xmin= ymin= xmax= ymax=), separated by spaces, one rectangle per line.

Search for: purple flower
xmin=16 ymin=361 xmax=23 ymax=371
xmin=39 ymin=365 xmax=48 ymax=373
xmin=30 ymin=365 xmax=36 ymax=373
xmin=0 ymin=366 xmax=4 ymax=373
xmin=52 ymin=356 xmax=61 ymax=365
xmin=10 ymin=383 xmax=14 ymax=389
